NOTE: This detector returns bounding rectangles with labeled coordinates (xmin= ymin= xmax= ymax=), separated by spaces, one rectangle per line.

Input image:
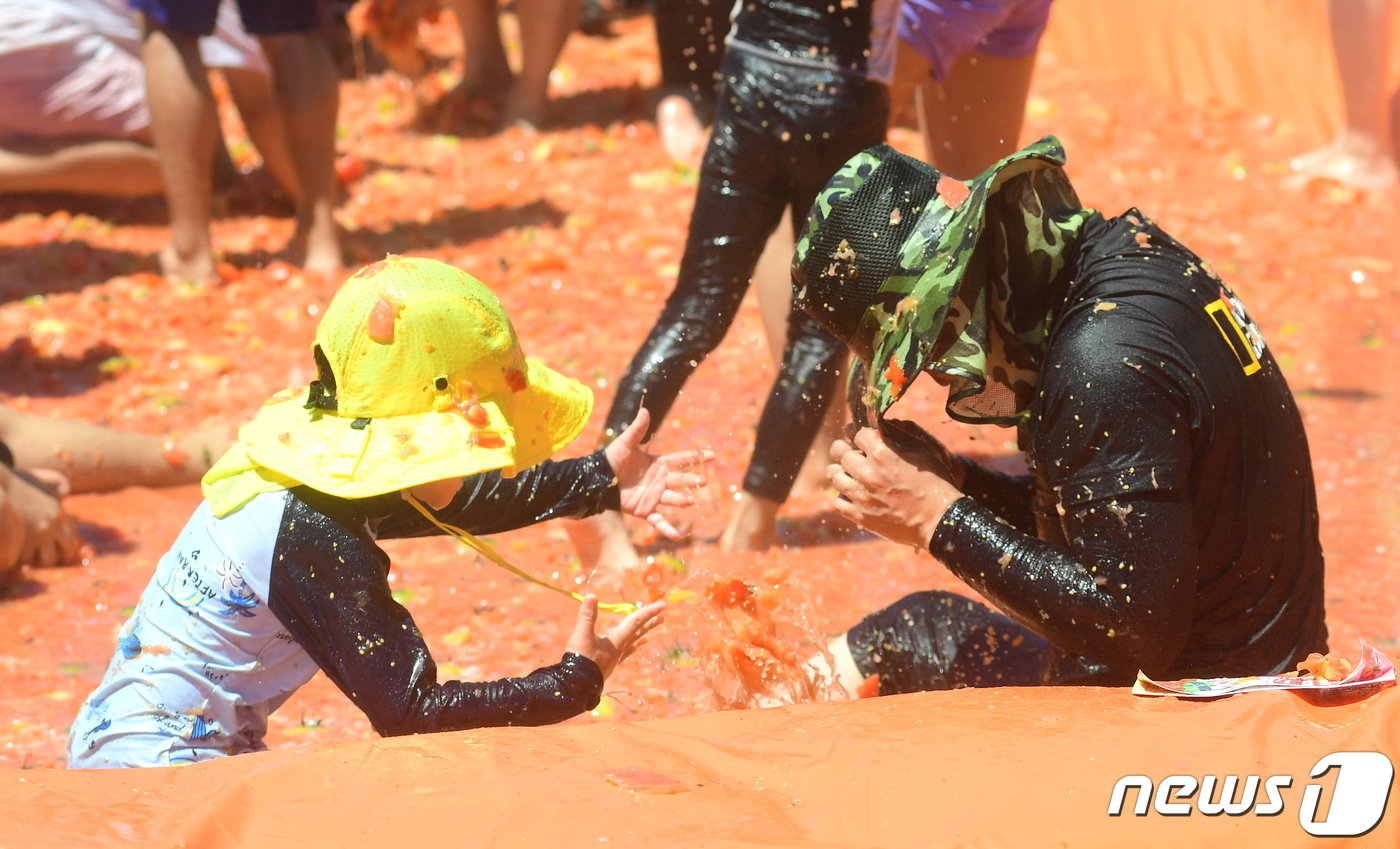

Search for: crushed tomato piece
xmin=1290 ymin=651 xmax=1354 ymax=682
xmin=367 ymin=296 xmax=401 ymax=343
xmin=162 ymin=441 xmax=188 ymax=468
xmin=883 ymin=355 xmax=908 ymax=394
xmin=472 ymin=431 xmax=505 ymax=449
xmin=937 ymin=175 xmax=970 ymax=210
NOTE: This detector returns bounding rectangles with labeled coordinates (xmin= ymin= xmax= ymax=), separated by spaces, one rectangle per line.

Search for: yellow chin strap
xmin=405 ymin=494 xmax=644 ymax=615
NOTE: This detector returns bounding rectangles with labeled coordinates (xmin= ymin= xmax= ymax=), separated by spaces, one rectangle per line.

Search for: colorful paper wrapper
xmin=1132 ymin=640 xmax=1396 ymax=705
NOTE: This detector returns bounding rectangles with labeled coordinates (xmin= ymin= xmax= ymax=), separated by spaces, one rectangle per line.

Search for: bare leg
xmin=565 ymin=509 xmax=644 ymax=588
xmin=450 ymin=0 xmax=513 ymax=87
xmin=750 ymin=634 xmax=864 ymax=707
xmin=0 ymin=138 xmax=164 ymax=197
xmin=1290 ymin=0 xmax=1397 ymax=190
xmin=444 ymin=0 xmax=515 ymax=126
xmin=753 ymin=223 xmax=845 ymax=499
xmin=506 ymin=0 xmax=582 ymax=129
xmin=656 ymin=93 xmax=709 ymax=169
xmin=0 ymin=406 xmax=229 ymax=494
xmin=221 ymin=66 xmax=300 ymax=202
xmin=718 ymin=491 xmax=778 ymax=552
xmin=258 ymin=33 xmax=343 ymax=281
xmin=919 ymin=50 xmax=1039 ymax=178
xmin=799 ymin=635 xmax=864 ymax=700
xmin=652 ymin=0 xmax=727 ymax=168
xmin=141 ymin=18 xmax=220 ymax=284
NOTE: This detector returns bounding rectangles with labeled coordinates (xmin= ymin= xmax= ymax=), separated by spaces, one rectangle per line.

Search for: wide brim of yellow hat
xmin=240 ymin=358 xmax=593 ymax=500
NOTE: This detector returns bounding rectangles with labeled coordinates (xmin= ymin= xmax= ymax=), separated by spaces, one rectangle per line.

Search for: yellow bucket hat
xmin=204 ymin=256 xmax=592 ymax=513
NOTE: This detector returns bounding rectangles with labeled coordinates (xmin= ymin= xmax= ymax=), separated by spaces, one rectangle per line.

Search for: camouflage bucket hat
xmin=794 ymin=136 xmax=1084 ymax=422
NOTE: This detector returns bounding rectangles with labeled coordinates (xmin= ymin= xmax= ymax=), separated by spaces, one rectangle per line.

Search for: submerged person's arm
xmin=268 ymin=495 xmax=605 ymax=735
xmin=929 ymin=329 xmax=1203 ymax=676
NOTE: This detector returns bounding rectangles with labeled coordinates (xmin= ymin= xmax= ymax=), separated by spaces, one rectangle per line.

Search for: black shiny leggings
xmin=602 ymin=46 xmax=889 ymax=502
xmin=846 ymin=590 xmax=1124 ymax=694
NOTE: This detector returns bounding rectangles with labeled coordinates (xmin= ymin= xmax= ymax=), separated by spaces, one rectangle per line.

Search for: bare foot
xmin=430 ymin=77 xmax=511 ymax=132
xmin=565 ymin=510 xmax=648 ymax=594
xmin=0 ymin=465 xmax=84 ymax=569
xmin=656 ymin=93 xmax=709 ymax=170
xmin=158 ymin=242 xmax=219 ymax=286
xmin=301 ymin=243 xmax=345 ymax=284
xmin=287 ymin=218 xmax=345 ymax=283
xmin=748 ymin=637 xmax=865 ymax=707
xmin=1288 ymin=134 xmax=1399 ymax=191
xmin=789 ymin=443 xmax=835 ymax=499
xmin=718 ymin=492 xmax=779 ymax=553
xmin=500 ymin=89 xmax=546 ymax=135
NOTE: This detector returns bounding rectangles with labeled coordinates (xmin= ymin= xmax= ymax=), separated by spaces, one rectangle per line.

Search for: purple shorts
xmin=901 ymin=0 xmax=1055 ymax=82
xmin=131 ymin=0 xmax=331 ymax=37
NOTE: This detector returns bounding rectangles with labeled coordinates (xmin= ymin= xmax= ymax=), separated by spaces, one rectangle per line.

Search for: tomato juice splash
xmin=645 ymin=562 xmax=851 ymax=711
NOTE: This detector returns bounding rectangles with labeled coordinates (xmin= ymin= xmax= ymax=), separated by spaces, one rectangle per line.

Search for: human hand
xmin=828 ymin=426 xmax=962 ymax=551
xmin=0 ymin=466 xmax=84 ymax=570
xmin=604 ymin=408 xmax=713 ymax=540
xmin=877 ymin=419 xmax=963 ymax=486
xmin=565 ymin=595 xmax=667 ymax=680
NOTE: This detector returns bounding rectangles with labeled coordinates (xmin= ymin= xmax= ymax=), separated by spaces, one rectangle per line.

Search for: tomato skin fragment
xmin=856 ymin=674 xmax=881 ymax=699
xmin=162 ymin=442 xmax=188 ymax=468
xmin=334 ymin=154 xmax=368 ymax=184
xmin=461 ymin=401 xmax=489 ymax=426
xmin=1292 ymin=651 xmax=1354 ymax=682
xmin=937 ymin=175 xmax=970 ymax=210
xmin=883 ymin=355 xmax=907 ymax=395
xmin=367 ymin=297 xmax=400 ymax=343
xmin=472 ymin=431 xmax=505 ymax=449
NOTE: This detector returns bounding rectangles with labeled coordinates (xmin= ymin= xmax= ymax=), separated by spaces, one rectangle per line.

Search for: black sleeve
xmin=931 ymin=491 xmax=1197 ymax=675
xmin=267 ymin=495 xmax=604 ymax=736
xmin=953 ymin=460 xmax=1037 ymax=534
xmin=928 ymin=314 xmax=1202 ymax=676
xmin=375 ymin=452 xmax=621 ymax=539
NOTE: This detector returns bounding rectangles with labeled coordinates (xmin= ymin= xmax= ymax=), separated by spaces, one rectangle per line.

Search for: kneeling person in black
xmin=789 ymin=138 xmax=1327 ymax=694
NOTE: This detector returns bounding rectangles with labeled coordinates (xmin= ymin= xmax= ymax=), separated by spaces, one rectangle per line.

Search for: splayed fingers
xmin=607 ymin=408 xmax=713 ymax=535
xmin=566 ymin=595 xmax=667 ymax=679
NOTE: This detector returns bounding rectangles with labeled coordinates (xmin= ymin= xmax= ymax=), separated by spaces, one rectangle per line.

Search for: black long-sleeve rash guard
xmin=925 ymin=211 xmax=1327 ymax=681
xmin=268 ymin=452 xmax=620 ymax=737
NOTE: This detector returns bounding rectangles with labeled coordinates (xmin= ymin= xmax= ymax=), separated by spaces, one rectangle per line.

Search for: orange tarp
xmin=4 ymin=686 xmax=1396 ymax=847
xmin=1042 ymin=0 xmax=1400 ymax=148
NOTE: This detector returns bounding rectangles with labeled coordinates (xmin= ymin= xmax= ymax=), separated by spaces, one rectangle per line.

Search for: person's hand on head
xmin=564 ymin=594 xmax=667 ymax=680
xmin=828 ymin=426 xmax=963 ymax=551
xmin=604 ymin=408 xmax=713 ymax=540
xmin=0 ymin=465 xmax=85 ymax=570
xmin=877 ymin=419 xmax=964 ymax=486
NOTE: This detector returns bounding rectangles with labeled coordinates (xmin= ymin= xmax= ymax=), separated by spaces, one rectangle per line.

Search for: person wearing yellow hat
xmin=775 ymin=138 xmax=1326 ymax=700
xmin=67 ymin=256 xmax=710 ymax=768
